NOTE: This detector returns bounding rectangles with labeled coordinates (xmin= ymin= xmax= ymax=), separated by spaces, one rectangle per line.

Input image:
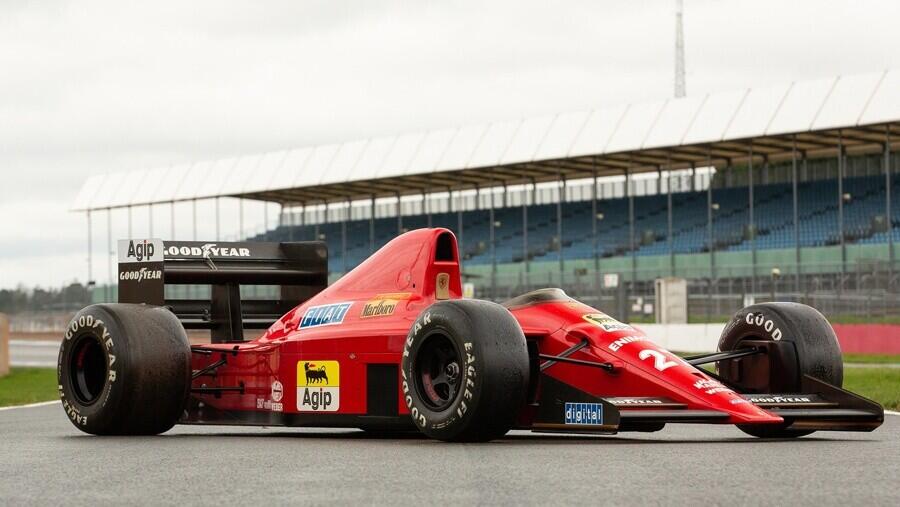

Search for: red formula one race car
xmin=58 ymin=229 xmax=883 ymax=441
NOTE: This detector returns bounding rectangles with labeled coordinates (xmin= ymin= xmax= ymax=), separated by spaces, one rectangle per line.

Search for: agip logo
xmin=117 ymin=239 xmax=164 ymax=263
xmin=297 ymin=361 xmax=340 ymax=412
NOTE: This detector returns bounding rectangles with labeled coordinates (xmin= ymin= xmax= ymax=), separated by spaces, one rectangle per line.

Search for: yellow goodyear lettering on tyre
xmin=583 ymin=313 xmax=633 ymax=333
xmin=296 ymin=361 xmax=340 ymax=412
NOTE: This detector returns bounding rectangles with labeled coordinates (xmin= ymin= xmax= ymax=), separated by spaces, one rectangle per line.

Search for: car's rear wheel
xmin=717 ymin=302 xmax=843 ymax=438
xmin=400 ymin=299 xmax=530 ymax=442
xmin=58 ymin=304 xmax=191 ymax=435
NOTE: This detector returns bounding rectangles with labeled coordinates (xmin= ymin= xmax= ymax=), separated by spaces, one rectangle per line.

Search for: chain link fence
xmin=471 ymin=259 xmax=900 ymax=322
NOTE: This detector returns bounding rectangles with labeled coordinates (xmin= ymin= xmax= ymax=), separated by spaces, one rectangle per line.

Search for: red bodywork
xmin=187 ymin=228 xmax=786 ymax=429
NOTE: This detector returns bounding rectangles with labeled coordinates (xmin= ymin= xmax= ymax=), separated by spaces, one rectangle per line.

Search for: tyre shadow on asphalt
xmin=60 ymin=429 xmax=873 ymax=445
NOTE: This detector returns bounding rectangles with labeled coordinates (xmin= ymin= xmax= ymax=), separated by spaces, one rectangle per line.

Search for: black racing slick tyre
xmin=58 ymin=304 xmax=191 ymax=435
xmin=718 ymin=302 xmax=843 ymax=439
xmin=401 ymin=300 xmax=530 ymax=442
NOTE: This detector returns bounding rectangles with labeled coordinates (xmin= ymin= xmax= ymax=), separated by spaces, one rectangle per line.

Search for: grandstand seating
xmin=253 ymin=174 xmax=899 ymax=273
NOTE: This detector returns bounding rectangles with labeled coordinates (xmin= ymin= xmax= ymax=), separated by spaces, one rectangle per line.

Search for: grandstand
xmin=72 ymin=70 xmax=900 ymax=318
xmin=254 ymin=154 xmax=898 ymax=265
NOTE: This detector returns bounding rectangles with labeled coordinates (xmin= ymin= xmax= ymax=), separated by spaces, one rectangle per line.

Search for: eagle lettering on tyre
xmin=59 ymin=314 xmax=117 ymax=427
xmin=400 ymin=299 xmax=528 ymax=442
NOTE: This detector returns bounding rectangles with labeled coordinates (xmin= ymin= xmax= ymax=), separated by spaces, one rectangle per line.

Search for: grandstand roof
xmin=73 ymin=69 xmax=900 ymax=211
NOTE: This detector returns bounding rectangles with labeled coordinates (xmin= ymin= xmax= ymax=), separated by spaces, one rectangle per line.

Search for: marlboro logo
xmin=361 ymin=293 xmax=410 ymax=318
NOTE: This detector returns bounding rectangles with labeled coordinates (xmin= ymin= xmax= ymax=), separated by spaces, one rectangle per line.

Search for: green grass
xmin=844 ymin=367 xmax=900 ymax=411
xmin=0 ymin=366 xmax=896 ymax=414
xmin=0 ymin=368 xmax=58 ymax=407
xmin=842 ymin=353 xmax=900 ymax=364
xmin=823 ymin=314 xmax=900 ymax=325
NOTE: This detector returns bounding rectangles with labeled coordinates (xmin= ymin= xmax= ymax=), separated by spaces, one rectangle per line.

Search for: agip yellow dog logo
xmin=297 ymin=361 xmax=340 ymax=412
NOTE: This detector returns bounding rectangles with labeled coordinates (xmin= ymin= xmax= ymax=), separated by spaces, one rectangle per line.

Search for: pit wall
xmin=635 ymin=322 xmax=900 ymax=354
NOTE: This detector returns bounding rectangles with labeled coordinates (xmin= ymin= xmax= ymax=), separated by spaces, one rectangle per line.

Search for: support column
xmin=707 ymin=149 xmax=715 ymax=282
xmin=838 ymin=132 xmax=846 ymax=277
xmin=707 ymin=153 xmax=716 ymax=321
xmin=749 ymin=144 xmax=756 ymax=296
xmin=792 ymin=136 xmax=801 ymax=295
xmin=127 ymin=205 xmax=133 ymax=238
xmin=690 ymin=164 xmax=696 ymax=192
xmin=314 ymin=203 xmax=320 ymax=241
xmin=86 ymin=211 xmax=93 ymax=286
xmin=627 ymin=165 xmax=635 ymax=289
xmin=523 ymin=179 xmax=530 ymax=284
xmin=557 ymin=172 xmax=565 ymax=285
xmin=457 ymin=189 xmax=464 ymax=258
xmin=214 ymin=197 xmax=220 ymax=241
xmin=191 ymin=200 xmax=197 ymax=240
xmin=886 ymin=125 xmax=894 ymax=281
xmin=424 ymin=191 xmax=431 ymax=228
xmin=666 ymin=158 xmax=674 ymax=276
xmin=490 ymin=179 xmax=497 ymax=295
xmin=238 ymin=198 xmax=244 ymax=240
xmin=287 ymin=204 xmax=294 ymax=241
xmin=149 ymin=203 xmax=154 ymax=237
xmin=592 ymin=164 xmax=599 ymax=272
xmin=369 ymin=195 xmax=375 ymax=253
xmin=170 ymin=201 xmax=176 ymax=240
xmin=396 ymin=192 xmax=402 ymax=234
xmin=342 ymin=200 xmax=349 ymax=273
xmin=106 ymin=208 xmax=112 ymax=303
xmin=300 ymin=203 xmax=306 ymax=240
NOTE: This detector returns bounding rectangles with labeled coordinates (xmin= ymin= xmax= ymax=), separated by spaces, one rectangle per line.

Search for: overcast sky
xmin=1 ymin=0 xmax=899 ymax=290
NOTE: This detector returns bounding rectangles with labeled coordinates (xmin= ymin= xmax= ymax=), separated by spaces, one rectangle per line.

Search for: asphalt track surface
xmin=0 ymin=403 xmax=898 ymax=505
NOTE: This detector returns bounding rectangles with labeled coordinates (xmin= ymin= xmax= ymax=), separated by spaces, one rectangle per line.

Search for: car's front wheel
xmin=717 ymin=302 xmax=843 ymax=438
xmin=400 ymin=299 xmax=530 ymax=442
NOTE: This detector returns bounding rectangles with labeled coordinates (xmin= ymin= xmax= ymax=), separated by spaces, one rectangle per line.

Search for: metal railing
xmin=472 ymin=259 xmax=900 ymax=322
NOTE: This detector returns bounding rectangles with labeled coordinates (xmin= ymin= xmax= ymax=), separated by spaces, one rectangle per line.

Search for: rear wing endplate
xmin=117 ymin=239 xmax=327 ymax=342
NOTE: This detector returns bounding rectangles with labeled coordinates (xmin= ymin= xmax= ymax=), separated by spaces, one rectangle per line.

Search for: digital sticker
xmin=565 ymin=402 xmax=604 ymax=425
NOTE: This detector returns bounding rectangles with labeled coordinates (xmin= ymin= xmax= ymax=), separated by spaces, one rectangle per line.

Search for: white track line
xmin=0 ymin=400 xmax=60 ymax=411
xmin=10 ymin=361 xmax=57 ymax=368
xmin=9 ymin=340 xmax=60 ymax=347
xmin=886 ymin=410 xmax=900 ymax=416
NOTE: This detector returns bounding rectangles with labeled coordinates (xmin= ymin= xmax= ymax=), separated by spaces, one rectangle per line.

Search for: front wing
xmin=531 ymin=373 xmax=884 ymax=434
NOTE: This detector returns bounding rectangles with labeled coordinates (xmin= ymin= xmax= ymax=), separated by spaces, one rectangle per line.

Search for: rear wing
xmin=117 ymin=239 xmax=327 ymax=343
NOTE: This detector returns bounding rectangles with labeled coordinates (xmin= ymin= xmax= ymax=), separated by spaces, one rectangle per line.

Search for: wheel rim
xmin=69 ymin=335 xmax=107 ymax=405
xmin=414 ymin=332 xmax=461 ymax=411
